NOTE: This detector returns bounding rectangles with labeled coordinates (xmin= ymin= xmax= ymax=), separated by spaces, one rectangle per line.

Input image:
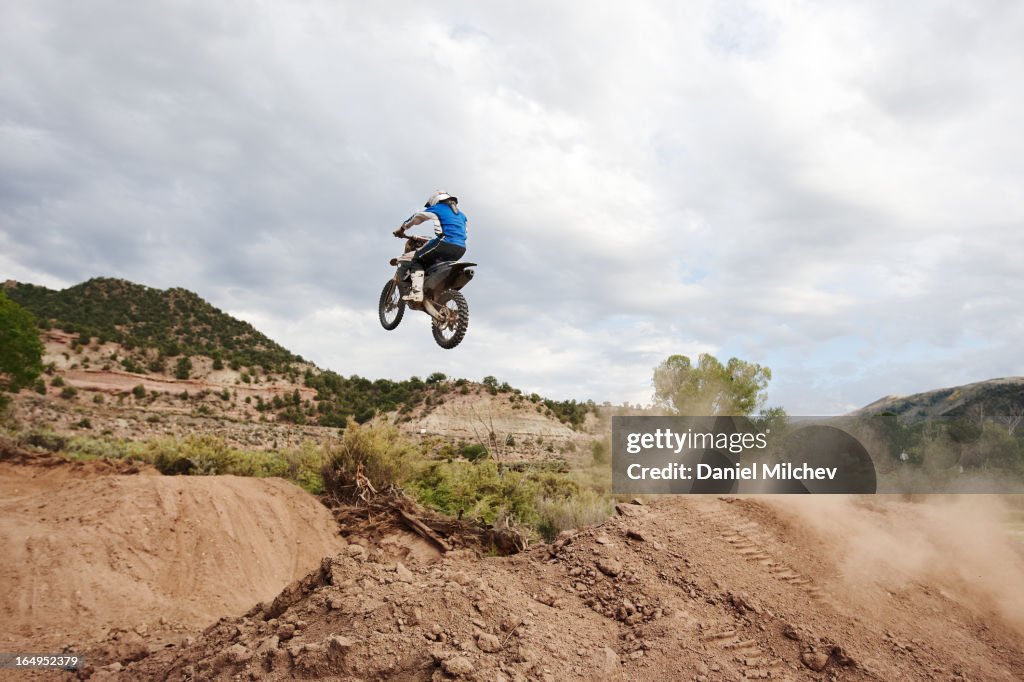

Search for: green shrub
xmin=21 ymin=430 xmax=67 ymax=452
xmin=535 ymin=488 xmax=615 ymax=542
xmin=51 ymin=376 xmax=65 ymax=387
xmin=149 ymin=435 xmax=288 ymax=478
xmin=175 ymin=356 xmax=192 ymax=380
xmin=460 ymin=443 xmax=489 ymax=462
xmin=121 ymin=357 xmax=144 ymax=373
xmin=65 ymin=436 xmax=144 ymax=461
xmin=410 ymin=460 xmax=539 ymax=527
xmin=322 ymin=420 xmax=421 ymax=502
xmin=132 ymin=384 xmax=146 ymax=399
xmin=280 ymin=441 xmax=328 ymax=494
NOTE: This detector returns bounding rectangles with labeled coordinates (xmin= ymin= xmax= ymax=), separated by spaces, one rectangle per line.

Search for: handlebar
xmin=398 ymin=233 xmax=429 ymax=245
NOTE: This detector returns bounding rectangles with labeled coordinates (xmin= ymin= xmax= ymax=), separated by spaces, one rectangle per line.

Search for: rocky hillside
xmin=5 ymin=278 xmax=302 ymax=373
xmin=389 ymin=387 xmax=599 ymax=463
xmin=856 ymin=377 xmax=1024 ymax=422
xmin=5 ymin=278 xmax=597 ymax=456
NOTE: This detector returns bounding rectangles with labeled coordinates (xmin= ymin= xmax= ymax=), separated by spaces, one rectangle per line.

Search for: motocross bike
xmin=378 ymin=232 xmax=476 ymax=349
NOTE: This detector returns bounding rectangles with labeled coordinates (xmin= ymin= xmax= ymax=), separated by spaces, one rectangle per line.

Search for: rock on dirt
xmin=394 ymin=561 xmax=415 ymax=583
xmin=801 ymin=648 xmax=830 ymax=672
xmin=442 ymin=655 xmax=475 ymax=676
xmin=328 ymin=635 xmax=355 ymax=655
xmin=476 ymin=633 xmax=502 ymax=653
xmin=596 ymin=558 xmax=623 ymax=577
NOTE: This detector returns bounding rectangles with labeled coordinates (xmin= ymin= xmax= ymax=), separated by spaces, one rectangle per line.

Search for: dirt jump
xmin=0 ymin=452 xmax=346 ymax=660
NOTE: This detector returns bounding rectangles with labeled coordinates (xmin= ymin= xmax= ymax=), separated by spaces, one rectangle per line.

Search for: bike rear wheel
xmin=379 ymin=280 xmax=405 ymax=330
xmin=431 ymin=289 xmax=469 ymax=349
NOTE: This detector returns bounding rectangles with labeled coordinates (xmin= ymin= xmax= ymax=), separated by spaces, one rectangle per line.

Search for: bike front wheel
xmin=379 ymin=280 xmax=405 ymax=330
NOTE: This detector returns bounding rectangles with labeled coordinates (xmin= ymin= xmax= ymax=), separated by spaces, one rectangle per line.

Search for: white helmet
xmin=424 ymin=190 xmax=458 ymax=208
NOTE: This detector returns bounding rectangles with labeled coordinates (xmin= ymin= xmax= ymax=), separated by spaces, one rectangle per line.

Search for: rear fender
xmin=425 ymin=262 xmax=477 ymax=293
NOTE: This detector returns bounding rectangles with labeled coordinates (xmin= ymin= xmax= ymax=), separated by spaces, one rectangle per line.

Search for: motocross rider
xmin=392 ymin=191 xmax=467 ymax=302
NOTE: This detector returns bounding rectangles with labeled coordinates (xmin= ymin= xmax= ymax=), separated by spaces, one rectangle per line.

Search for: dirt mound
xmin=120 ymin=496 xmax=1024 ymax=681
xmin=0 ymin=457 xmax=346 ymax=655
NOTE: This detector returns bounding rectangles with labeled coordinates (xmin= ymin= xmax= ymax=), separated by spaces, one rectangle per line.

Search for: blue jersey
xmin=425 ymin=203 xmax=467 ymax=248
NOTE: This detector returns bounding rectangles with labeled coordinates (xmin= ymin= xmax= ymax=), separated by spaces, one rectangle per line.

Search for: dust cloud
xmin=763 ymin=494 xmax=1024 ymax=634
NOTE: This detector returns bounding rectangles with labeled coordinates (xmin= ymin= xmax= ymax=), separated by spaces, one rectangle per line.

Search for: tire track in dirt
xmin=697 ymin=498 xmax=834 ymax=609
xmin=592 ymin=503 xmax=800 ymax=680
xmin=700 ymin=624 xmax=792 ymax=680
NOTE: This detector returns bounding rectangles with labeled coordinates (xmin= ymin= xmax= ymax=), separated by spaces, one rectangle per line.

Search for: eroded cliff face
xmin=387 ymin=390 xmax=601 ymax=463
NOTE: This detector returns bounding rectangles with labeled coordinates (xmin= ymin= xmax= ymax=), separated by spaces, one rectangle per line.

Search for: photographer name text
xmin=626 ymin=462 xmax=838 ymax=481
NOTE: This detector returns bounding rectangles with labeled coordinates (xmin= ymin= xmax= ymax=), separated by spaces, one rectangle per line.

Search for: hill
xmin=4 ymin=278 xmax=598 ymax=453
xmin=856 ymin=377 xmax=1024 ymax=422
xmin=5 ymin=277 xmax=302 ymax=373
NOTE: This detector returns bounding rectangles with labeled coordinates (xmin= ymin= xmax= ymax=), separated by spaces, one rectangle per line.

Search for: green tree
xmin=752 ymin=405 xmax=790 ymax=434
xmin=0 ymin=291 xmax=45 ymax=394
xmin=653 ymin=353 xmax=771 ymax=416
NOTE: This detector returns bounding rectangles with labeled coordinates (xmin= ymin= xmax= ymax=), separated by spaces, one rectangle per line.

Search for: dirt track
xmin=123 ymin=495 xmax=1024 ymax=681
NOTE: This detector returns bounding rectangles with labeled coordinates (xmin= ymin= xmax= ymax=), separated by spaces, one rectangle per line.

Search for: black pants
xmin=399 ymin=240 xmax=465 ymax=279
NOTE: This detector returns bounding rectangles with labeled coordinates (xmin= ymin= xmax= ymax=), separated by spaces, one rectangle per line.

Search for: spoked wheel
xmin=378 ymin=280 xmax=405 ymax=330
xmin=431 ymin=289 xmax=469 ymax=349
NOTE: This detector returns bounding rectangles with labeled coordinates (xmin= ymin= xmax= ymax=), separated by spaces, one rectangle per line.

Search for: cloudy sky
xmin=2 ymin=1 xmax=1023 ymax=413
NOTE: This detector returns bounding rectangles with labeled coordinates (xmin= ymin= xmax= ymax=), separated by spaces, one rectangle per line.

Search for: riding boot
xmin=403 ymin=269 xmax=424 ymax=302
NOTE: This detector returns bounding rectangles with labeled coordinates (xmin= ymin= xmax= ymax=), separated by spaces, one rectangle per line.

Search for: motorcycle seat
xmin=425 ymin=261 xmax=457 ymax=275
